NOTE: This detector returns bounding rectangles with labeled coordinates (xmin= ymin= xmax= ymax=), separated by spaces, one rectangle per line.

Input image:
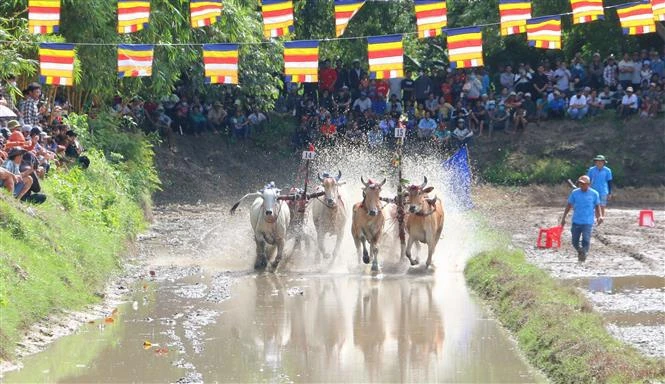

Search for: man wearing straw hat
xmin=588 ymin=155 xmax=613 ymax=218
xmin=560 ymin=175 xmax=603 ymax=262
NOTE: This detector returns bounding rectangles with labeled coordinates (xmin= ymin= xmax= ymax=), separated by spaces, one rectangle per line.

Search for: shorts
xmin=599 ymin=194 xmax=608 ymax=206
xmin=13 ymin=181 xmax=25 ymax=197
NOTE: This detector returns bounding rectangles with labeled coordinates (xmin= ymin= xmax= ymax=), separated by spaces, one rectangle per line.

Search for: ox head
xmin=318 ymin=170 xmax=343 ymax=206
xmin=406 ymin=177 xmax=435 ymax=214
xmin=361 ymin=176 xmax=386 ymax=216
xmin=259 ymin=182 xmax=281 ymax=217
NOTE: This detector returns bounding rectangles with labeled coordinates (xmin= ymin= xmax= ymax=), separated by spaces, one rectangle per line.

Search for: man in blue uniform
xmin=560 ymin=175 xmax=603 ymax=262
xmin=587 ymin=154 xmax=613 ymax=218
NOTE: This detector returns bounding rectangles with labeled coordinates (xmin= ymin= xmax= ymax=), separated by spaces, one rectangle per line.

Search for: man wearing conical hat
xmin=588 ymin=155 xmax=613 ymax=218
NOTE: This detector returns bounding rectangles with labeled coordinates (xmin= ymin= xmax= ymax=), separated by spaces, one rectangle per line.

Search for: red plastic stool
xmin=537 ymin=226 xmax=563 ymax=248
xmin=639 ymin=210 xmax=655 ymax=227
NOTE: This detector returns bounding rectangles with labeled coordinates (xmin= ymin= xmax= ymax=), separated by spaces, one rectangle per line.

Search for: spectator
xmin=414 ymin=70 xmax=432 ymax=105
xmin=335 ymin=85 xmax=352 ymax=112
xmin=547 ymin=90 xmax=566 ymax=118
xmin=424 ymin=93 xmax=439 ymax=115
xmin=21 ymin=83 xmax=42 ymax=127
xmin=598 ymin=86 xmax=613 ymax=109
xmin=367 ymin=124 xmax=383 ymax=148
xmin=433 ymin=119 xmax=452 ymax=149
xmin=417 ymin=111 xmax=436 ymax=139
xmin=617 ymin=86 xmax=638 ymax=118
xmin=522 ymin=93 xmax=538 ymax=124
xmin=587 ymin=90 xmax=604 ymax=116
xmin=603 ymin=54 xmax=618 ymax=90
xmin=388 ymin=76 xmax=402 ymax=102
xmin=469 ymin=99 xmax=487 ymax=137
xmin=352 ymin=92 xmax=372 ymax=113
xmin=207 ymin=101 xmax=227 ymax=134
xmin=588 ymin=52 xmax=604 ymax=89
xmin=319 ymin=116 xmax=337 ymax=146
xmin=344 ymin=121 xmax=364 ymax=146
xmin=1 ymin=147 xmax=33 ymax=200
xmin=553 ymin=62 xmax=572 ymax=94
xmin=567 ymin=89 xmax=588 ymax=120
xmin=631 ymin=52 xmax=642 ymax=90
xmin=650 ymin=50 xmax=664 ymax=79
xmin=378 ymin=113 xmax=395 ymax=137
xmin=319 ymin=59 xmax=337 ymax=93
xmin=514 ymin=63 xmax=532 ymax=94
xmin=490 ymin=103 xmax=509 ymax=136
xmin=436 ymin=96 xmax=454 ymax=126
xmin=500 ymin=65 xmax=515 ymax=92
xmin=230 ymin=109 xmax=249 ymax=139
xmin=334 ymin=59 xmax=348 ymax=91
xmin=452 ymin=118 xmax=473 ymax=147
xmin=618 ymin=53 xmax=634 ymax=90
xmin=464 ymin=73 xmax=483 ymax=102
xmin=401 ymin=71 xmax=415 ymax=102
xmin=386 ymin=94 xmax=403 ymax=116
xmin=348 ymin=59 xmax=365 ymax=95
xmin=189 ymin=104 xmax=207 ymax=135
xmin=248 ymin=109 xmax=267 ymax=133
xmin=640 ymin=62 xmax=653 ymax=90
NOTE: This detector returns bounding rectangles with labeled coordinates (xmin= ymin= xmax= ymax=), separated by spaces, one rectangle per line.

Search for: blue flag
xmin=443 ymin=145 xmax=473 ymax=210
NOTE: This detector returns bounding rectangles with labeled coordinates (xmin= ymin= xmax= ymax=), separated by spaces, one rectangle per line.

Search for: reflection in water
xmin=5 ymin=273 xmax=544 ymax=383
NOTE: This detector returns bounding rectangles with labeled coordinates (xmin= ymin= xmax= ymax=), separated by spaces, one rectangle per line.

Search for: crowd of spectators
xmin=2 ymin=47 xmax=663 ymax=203
xmin=110 ymin=47 xmax=664 ymax=154
xmin=0 ymin=81 xmax=87 ymax=204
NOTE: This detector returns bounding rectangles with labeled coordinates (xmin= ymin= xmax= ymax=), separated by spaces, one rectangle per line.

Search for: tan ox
xmin=404 ymin=177 xmax=444 ymax=269
xmin=311 ymin=171 xmax=347 ymax=260
xmin=351 ymin=177 xmax=386 ymax=272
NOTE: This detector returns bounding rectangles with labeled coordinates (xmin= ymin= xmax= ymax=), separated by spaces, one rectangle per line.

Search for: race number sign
xmin=302 ymin=151 xmax=316 ymax=160
xmin=394 ymin=127 xmax=406 ymax=138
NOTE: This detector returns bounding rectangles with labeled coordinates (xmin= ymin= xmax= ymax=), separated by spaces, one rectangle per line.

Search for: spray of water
xmin=209 ymin=143 xmax=484 ymax=276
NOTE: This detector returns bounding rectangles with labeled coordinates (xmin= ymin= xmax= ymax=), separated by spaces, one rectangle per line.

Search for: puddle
xmin=604 ymin=312 xmax=665 ymax=326
xmin=563 ymin=275 xmax=665 ymax=294
xmin=3 ymin=273 xmax=546 ymax=383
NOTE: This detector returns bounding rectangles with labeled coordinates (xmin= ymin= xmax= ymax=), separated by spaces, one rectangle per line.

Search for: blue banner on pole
xmin=443 ymin=145 xmax=473 ymax=210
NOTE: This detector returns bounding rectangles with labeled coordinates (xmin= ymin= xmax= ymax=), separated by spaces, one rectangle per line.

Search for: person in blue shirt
xmin=560 ymin=175 xmax=603 ymax=262
xmin=587 ymin=154 xmax=613 ymax=218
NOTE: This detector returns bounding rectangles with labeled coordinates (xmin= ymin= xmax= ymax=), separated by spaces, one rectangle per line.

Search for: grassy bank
xmin=0 ymin=113 xmax=159 ymax=359
xmin=465 ymin=248 xmax=665 ymax=383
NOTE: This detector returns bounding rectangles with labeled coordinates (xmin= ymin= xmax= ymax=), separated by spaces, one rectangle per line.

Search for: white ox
xmin=230 ymin=183 xmax=291 ymax=271
xmin=311 ymin=171 xmax=347 ymax=260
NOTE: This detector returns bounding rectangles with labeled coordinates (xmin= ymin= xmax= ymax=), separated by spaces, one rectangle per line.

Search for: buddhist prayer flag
xmin=203 ymin=44 xmax=239 ymax=85
xmin=118 ymin=44 xmax=154 ymax=78
xmin=414 ymin=0 xmax=447 ymax=38
xmin=117 ymin=0 xmax=150 ymax=34
xmin=367 ymin=34 xmax=404 ymax=79
xmin=526 ymin=15 xmax=562 ymax=50
xmin=262 ymin=0 xmax=294 ymax=38
xmin=28 ymin=0 xmax=60 ymax=34
xmin=335 ymin=0 xmax=365 ymax=37
xmin=39 ymin=43 xmax=74 ymax=86
xmin=190 ymin=0 xmax=222 ymax=28
xmin=616 ymin=1 xmax=656 ymax=35
xmin=499 ymin=0 xmax=531 ymax=35
xmin=284 ymin=40 xmax=319 ymax=83
xmin=446 ymin=27 xmax=484 ymax=69
xmin=570 ymin=0 xmax=605 ymax=24
xmin=652 ymin=0 xmax=665 ymax=21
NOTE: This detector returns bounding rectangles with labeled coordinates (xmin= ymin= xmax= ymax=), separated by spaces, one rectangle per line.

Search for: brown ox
xmin=311 ymin=170 xmax=347 ymax=259
xmin=404 ymin=177 xmax=444 ymax=269
xmin=351 ymin=177 xmax=386 ymax=272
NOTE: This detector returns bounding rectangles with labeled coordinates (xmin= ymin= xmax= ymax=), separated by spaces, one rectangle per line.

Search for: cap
xmin=593 ymin=155 xmax=607 ymax=162
xmin=626 ymin=86 xmax=634 ymax=92
xmin=524 ymin=92 xmax=531 ymax=97
xmin=577 ymin=175 xmax=591 ymax=184
xmin=21 ymin=124 xmax=32 ymax=132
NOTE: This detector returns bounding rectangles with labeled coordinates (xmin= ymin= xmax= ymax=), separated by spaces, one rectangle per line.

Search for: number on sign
xmin=394 ymin=128 xmax=406 ymax=138
xmin=302 ymin=151 xmax=316 ymax=160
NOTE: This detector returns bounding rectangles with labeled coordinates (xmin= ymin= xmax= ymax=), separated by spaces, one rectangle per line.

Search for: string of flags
xmin=26 ymin=0 xmax=663 ymax=87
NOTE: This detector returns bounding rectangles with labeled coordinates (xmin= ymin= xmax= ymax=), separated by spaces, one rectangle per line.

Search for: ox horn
xmin=318 ymin=173 xmax=324 ymax=182
xmin=336 ymin=170 xmax=342 ymax=182
xmin=420 ymin=176 xmax=428 ymax=189
xmin=361 ymin=176 xmax=369 ymax=187
xmin=379 ymin=178 xmax=387 ymax=187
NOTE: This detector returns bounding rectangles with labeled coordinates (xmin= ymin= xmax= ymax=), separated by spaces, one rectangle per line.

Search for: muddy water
xmin=4 ymin=271 xmax=545 ymax=383
xmin=5 ymin=150 xmax=548 ymax=383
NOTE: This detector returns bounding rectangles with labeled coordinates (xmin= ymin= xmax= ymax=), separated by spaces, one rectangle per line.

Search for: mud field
xmin=477 ymin=184 xmax=665 ymax=358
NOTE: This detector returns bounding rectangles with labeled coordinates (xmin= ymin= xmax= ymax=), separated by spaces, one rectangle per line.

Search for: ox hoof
xmin=409 ymin=258 xmax=419 ymax=266
xmin=371 ymin=263 xmax=379 ymax=273
xmin=362 ymin=253 xmax=370 ymax=264
xmin=426 ymin=263 xmax=436 ymax=271
xmin=254 ymin=259 xmax=268 ymax=270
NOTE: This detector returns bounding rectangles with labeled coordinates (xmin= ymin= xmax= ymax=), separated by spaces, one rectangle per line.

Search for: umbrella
xmin=0 ymin=105 xmax=17 ymax=118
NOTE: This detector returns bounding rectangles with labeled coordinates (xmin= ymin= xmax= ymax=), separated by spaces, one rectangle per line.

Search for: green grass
xmin=465 ymin=248 xmax=665 ymax=383
xmin=0 ymin=112 xmax=158 ymax=360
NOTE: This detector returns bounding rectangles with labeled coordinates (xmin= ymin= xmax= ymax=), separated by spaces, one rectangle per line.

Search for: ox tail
xmin=230 ymin=192 xmax=261 ymax=214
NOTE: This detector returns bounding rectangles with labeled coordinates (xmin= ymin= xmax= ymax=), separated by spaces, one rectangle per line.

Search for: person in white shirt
xmin=352 ymin=92 xmax=372 ymax=113
xmin=618 ymin=86 xmax=638 ymax=118
xmin=618 ymin=53 xmax=634 ymax=89
xmin=553 ymin=62 xmax=571 ymax=93
xmin=567 ymin=89 xmax=588 ymax=120
xmin=452 ymin=118 xmax=473 ymax=147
